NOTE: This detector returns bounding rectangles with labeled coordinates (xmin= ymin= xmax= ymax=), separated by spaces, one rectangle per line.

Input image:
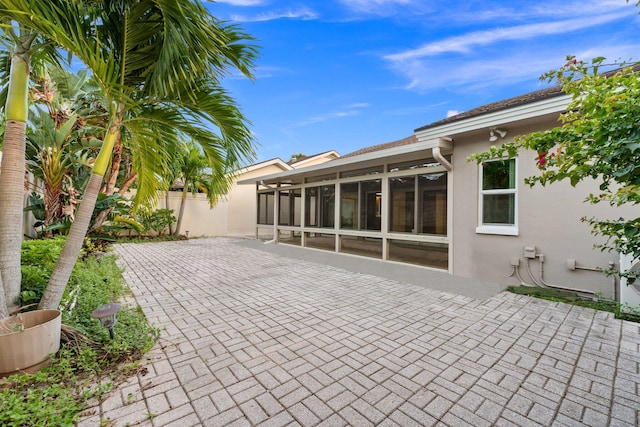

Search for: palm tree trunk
xmin=0 ymin=121 xmax=26 ymax=317
xmin=118 ymin=172 xmax=137 ymax=195
xmin=38 ymin=173 xmax=102 ymax=309
xmin=0 ymin=47 xmax=31 ymax=317
xmin=0 ymin=275 xmax=5 ymax=318
xmin=91 ymin=171 xmax=137 ymax=232
xmin=91 ymin=139 xmax=123 ymax=230
xmin=174 ymin=186 xmax=188 ymax=236
xmin=165 ymin=190 xmax=174 ymax=235
xmin=39 ymin=125 xmax=119 ymax=310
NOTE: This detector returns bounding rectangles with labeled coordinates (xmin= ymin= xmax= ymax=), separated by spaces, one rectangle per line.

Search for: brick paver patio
xmin=77 ymin=238 xmax=640 ymax=426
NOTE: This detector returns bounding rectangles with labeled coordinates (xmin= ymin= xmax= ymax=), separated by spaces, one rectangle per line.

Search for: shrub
xmin=1 ymin=238 xmax=158 ymax=426
xmin=138 ymin=208 xmax=176 ymax=237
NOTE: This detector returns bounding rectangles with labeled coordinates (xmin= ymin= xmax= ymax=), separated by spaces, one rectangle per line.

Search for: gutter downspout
xmin=433 ymin=137 xmax=453 ymax=171
xmin=432 ymin=136 xmax=453 ymax=274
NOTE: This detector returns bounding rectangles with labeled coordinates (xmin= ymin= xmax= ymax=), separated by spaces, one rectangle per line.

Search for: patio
xmin=77 ymin=237 xmax=640 ymax=426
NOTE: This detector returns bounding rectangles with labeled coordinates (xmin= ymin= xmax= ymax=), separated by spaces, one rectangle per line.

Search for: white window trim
xmin=476 ymin=159 xmax=518 ymax=236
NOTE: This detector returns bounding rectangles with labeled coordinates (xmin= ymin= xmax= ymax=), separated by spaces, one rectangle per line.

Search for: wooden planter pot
xmin=0 ymin=309 xmax=61 ymax=375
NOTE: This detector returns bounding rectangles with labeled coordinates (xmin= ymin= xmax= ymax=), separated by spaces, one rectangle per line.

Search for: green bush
xmin=138 ymin=208 xmax=176 ymax=237
xmin=19 ymin=237 xmax=65 ymax=308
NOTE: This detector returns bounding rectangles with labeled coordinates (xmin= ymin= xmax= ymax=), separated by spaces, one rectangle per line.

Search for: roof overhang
xmin=290 ymin=150 xmax=340 ymax=168
xmin=240 ymin=93 xmax=572 ymax=187
xmin=238 ymin=139 xmax=444 ymax=186
xmin=415 ymin=94 xmax=570 ymax=142
xmin=236 ymin=158 xmax=292 ymax=175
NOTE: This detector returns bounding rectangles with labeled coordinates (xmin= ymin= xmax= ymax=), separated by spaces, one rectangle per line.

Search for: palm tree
xmin=0 ymin=32 xmax=30 ymax=317
xmin=173 ymin=141 xmax=217 ymax=236
xmin=0 ymin=20 xmax=63 ymax=316
xmin=0 ymin=0 xmax=258 ymax=313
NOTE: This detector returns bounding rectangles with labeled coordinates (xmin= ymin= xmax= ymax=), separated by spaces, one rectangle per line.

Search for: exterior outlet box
xmin=510 ymin=257 xmax=520 ymax=266
xmin=524 ymin=246 xmax=536 ymax=259
xmin=567 ymin=259 xmax=576 ymax=271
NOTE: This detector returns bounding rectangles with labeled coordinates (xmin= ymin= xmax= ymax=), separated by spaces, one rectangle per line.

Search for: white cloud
xmin=340 ymin=0 xmax=412 ymax=9
xmin=231 ymin=7 xmax=318 ymax=22
xmin=441 ymin=0 xmax=631 ymax=24
xmin=385 ymin=12 xmax=631 ymax=62
xmin=295 ymin=103 xmax=369 ymax=127
xmin=216 ymin=0 xmax=265 ymax=5
xmin=381 ymin=0 xmax=640 ymax=94
xmin=389 ymin=39 xmax=640 ymax=94
xmin=397 ymin=53 xmax=557 ymax=92
xmin=338 ymin=0 xmax=429 ymax=16
xmin=446 ymin=110 xmax=460 ymax=118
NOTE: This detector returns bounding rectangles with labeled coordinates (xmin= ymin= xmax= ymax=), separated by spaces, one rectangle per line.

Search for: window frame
xmin=476 ymin=158 xmax=518 ymax=236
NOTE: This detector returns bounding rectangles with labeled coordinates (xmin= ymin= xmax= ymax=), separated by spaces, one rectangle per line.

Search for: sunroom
xmin=240 ymin=137 xmax=453 ymax=271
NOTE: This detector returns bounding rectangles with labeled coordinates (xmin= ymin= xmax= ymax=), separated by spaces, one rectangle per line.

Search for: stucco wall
xmin=450 ymin=120 xmax=633 ymax=298
xmin=226 ymin=164 xmax=288 ymax=237
xmin=142 ymin=163 xmax=289 ymax=238
xmin=163 ymin=191 xmax=229 ymax=237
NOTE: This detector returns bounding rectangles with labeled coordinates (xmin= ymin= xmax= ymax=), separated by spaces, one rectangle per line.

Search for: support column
xmin=273 ymin=185 xmax=279 ymax=243
xmin=301 ymin=186 xmax=307 ymax=247
xmin=381 ymin=164 xmax=389 ymax=260
xmin=334 ymin=183 xmax=341 ymax=252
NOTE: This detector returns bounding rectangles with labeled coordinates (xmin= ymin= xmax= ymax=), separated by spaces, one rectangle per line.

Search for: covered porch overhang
xmin=239 ymin=138 xmax=454 ymax=271
xmin=238 ymin=137 xmax=453 ymax=187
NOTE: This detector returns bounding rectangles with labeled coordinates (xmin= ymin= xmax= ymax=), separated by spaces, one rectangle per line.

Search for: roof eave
xmin=415 ymin=94 xmax=571 ymax=141
xmin=237 ymin=139 xmax=441 ymax=185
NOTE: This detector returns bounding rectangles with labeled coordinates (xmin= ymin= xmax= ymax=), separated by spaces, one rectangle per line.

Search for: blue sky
xmin=208 ymin=0 xmax=640 ymax=163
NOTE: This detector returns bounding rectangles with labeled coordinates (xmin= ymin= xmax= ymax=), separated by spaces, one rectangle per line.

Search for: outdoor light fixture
xmin=489 ymin=127 xmax=507 ymax=142
xmin=91 ymin=303 xmax=122 ymax=339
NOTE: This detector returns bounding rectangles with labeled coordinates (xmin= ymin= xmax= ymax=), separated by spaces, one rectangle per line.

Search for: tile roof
xmin=415 ymin=85 xmax=564 ymax=132
xmin=342 ymin=134 xmax=418 ymax=158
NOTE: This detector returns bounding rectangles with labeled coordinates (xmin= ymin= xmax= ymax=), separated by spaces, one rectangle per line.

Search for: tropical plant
xmin=26 ymin=109 xmax=84 ymax=235
xmin=0 ymin=0 xmax=258 ymax=315
xmin=173 ymin=141 xmax=217 ymax=236
xmin=138 ymin=207 xmax=175 ymax=237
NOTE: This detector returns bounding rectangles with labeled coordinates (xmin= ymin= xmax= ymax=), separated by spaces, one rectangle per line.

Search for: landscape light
xmin=91 ymin=303 xmax=122 ymax=339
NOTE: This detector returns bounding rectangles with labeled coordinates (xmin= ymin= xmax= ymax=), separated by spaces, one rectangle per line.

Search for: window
xmin=477 ymin=159 xmax=517 ymax=235
xmin=389 ymin=176 xmax=415 ymax=232
xmin=360 ymin=180 xmax=381 ymax=231
xmin=305 ymin=185 xmax=335 ymax=228
xmin=389 ymin=172 xmax=447 ymax=235
xmin=278 ymin=189 xmax=301 ymax=226
xmin=340 ymin=180 xmax=381 ymax=231
xmin=340 ymin=183 xmax=359 ymax=229
xmin=257 ymin=192 xmax=274 ymax=225
xmin=419 ymin=173 xmax=447 ymax=235
xmin=340 ymin=166 xmax=383 ymax=179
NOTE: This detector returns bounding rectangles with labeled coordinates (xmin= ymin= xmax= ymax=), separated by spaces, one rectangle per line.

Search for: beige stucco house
xmin=241 ymin=85 xmax=637 ymax=302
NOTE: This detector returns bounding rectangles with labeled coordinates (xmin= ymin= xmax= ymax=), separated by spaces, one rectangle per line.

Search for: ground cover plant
xmin=0 ymin=238 xmax=158 ymax=427
xmin=508 ymin=285 xmax=640 ymax=323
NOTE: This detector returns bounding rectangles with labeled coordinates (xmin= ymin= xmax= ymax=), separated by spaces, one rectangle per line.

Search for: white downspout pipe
xmin=433 ymin=137 xmax=452 ymax=171
xmin=432 ymin=136 xmax=453 ymax=272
